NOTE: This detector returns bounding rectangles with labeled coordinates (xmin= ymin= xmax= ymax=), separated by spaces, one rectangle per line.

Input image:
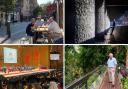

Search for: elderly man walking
xmin=107 ymin=53 xmax=117 ymax=87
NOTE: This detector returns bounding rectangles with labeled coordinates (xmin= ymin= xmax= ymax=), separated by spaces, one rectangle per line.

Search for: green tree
xmin=40 ymin=2 xmax=51 ymax=16
xmin=33 ymin=6 xmax=43 ymax=17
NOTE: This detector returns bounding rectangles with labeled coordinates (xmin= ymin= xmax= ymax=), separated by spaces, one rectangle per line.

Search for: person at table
xmin=47 ymin=17 xmax=63 ymax=43
xmin=35 ymin=15 xmax=44 ymax=26
xmin=26 ymin=18 xmax=37 ymax=43
xmin=26 ymin=18 xmax=36 ymax=36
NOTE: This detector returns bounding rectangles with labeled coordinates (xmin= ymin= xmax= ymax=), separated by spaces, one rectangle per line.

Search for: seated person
xmin=26 ymin=18 xmax=36 ymax=36
xmin=34 ymin=16 xmax=45 ymax=40
xmin=49 ymin=78 xmax=58 ymax=89
xmin=35 ymin=15 xmax=44 ymax=26
xmin=47 ymin=17 xmax=63 ymax=43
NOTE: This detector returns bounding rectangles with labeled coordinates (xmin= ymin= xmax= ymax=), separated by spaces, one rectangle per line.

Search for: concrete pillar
xmin=65 ymin=0 xmax=95 ymax=43
xmin=104 ymin=7 xmax=113 ymax=43
xmin=95 ymin=0 xmax=105 ymax=39
xmin=104 ymin=11 xmax=110 ymax=30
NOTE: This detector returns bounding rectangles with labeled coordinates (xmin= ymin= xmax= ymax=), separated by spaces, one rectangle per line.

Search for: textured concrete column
xmin=95 ymin=0 xmax=105 ymax=38
xmin=65 ymin=0 xmax=95 ymax=43
xmin=104 ymin=11 xmax=111 ymax=30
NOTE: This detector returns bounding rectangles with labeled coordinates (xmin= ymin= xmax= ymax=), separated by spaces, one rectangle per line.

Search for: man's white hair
xmin=109 ymin=53 xmax=113 ymax=57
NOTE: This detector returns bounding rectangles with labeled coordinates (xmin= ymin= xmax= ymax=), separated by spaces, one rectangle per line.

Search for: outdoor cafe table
xmin=33 ymin=26 xmax=49 ymax=43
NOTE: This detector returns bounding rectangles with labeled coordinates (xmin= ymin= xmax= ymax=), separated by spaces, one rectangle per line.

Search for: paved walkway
xmin=0 ymin=25 xmax=8 ymax=43
xmin=99 ymin=72 xmax=121 ymax=89
xmin=0 ymin=22 xmax=29 ymax=44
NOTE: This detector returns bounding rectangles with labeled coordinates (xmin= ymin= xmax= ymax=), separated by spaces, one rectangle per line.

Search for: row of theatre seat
xmin=0 ymin=69 xmax=63 ymax=89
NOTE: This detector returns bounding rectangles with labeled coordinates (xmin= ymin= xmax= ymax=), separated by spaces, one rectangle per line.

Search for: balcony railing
xmin=65 ymin=65 xmax=106 ymax=89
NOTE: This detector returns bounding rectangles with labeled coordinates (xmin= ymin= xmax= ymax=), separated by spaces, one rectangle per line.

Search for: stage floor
xmin=0 ymin=69 xmax=54 ymax=78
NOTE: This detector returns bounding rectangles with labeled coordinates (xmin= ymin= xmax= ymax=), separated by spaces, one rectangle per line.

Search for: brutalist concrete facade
xmin=65 ymin=0 xmax=128 ymax=44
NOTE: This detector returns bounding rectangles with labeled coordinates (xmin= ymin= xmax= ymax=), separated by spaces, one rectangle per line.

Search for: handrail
xmin=65 ymin=66 xmax=105 ymax=89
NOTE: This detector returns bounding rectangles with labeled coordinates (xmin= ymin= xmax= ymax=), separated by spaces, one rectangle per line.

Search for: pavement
xmin=0 ymin=21 xmax=30 ymax=44
xmin=0 ymin=24 xmax=8 ymax=43
xmin=99 ymin=72 xmax=121 ymax=89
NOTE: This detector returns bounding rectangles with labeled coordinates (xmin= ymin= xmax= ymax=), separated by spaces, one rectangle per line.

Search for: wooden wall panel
xmin=16 ymin=46 xmax=50 ymax=68
xmin=0 ymin=45 xmax=63 ymax=69
xmin=49 ymin=45 xmax=63 ymax=69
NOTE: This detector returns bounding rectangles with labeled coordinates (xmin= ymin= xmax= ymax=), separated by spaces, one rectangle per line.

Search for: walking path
xmin=99 ymin=72 xmax=121 ymax=89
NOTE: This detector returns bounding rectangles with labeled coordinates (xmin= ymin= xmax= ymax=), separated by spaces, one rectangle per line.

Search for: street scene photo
xmin=65 ymin=45 xmax=128 ymax=89
xmin=0 ymin=0 xmax=63 ymax=44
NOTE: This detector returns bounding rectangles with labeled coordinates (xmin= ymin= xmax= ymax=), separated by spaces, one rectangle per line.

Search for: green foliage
xmin=87 ymin=66 xmax=106 ymax=87
xmin=65 ymin=45 xmax=126 ymax=85
xmin=40 ymin=2 xmax=51 ymax=16
xmin=33 ymin=2 xmax=51 ymax=17
xmin=65 ymin=46 xmax=82 ymax=85
xmin=88 ymin=73 xmax=99 ymax=86
xmin=33 ymin=6 xmax=43 ymax=17
xmin=122 ymin=77 xmax=128 ymax=89
xmin=77 ymin=46 xmax=113 ymax=73
xmin=0 ymin=0 xmax=16 ymax=12
xmin=114 ymin=46 xmax=126 ymax=65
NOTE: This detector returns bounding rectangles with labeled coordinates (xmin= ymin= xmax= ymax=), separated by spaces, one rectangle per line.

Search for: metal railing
xmin=65 ymin=65 xmax=106 ymax=89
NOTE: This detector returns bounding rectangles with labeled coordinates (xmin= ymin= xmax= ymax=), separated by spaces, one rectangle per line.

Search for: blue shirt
xmin=35 ymin=21 xmax=44 ymax=26
xmin=107 ymin=57 xmax=117 ymax=68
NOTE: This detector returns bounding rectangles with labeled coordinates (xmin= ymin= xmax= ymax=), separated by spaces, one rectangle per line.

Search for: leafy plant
xmin=122 ymin=77 xmax=128 ymax=89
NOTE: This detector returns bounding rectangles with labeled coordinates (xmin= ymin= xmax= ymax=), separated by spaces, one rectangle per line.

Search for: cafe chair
xmin=20 ymin=36 xmax=33 ymax=44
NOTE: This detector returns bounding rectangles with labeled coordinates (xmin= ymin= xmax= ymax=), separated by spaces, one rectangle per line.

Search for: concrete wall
xmin=65 ymin=0 xmax=95 ymax=43
xmin=104 ymin=10 xmax=110 ymax=30
xmin=95 ymin=0 xmax=105 ymax=36
xmin=106 ymin=6 xmax=128 ymax=23
xmin=113 ymin=26 xmax=128 ymax=43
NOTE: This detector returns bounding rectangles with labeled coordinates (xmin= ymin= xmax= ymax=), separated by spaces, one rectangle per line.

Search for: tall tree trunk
xmin=65 ymin=0 xmax=95 ymax=43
